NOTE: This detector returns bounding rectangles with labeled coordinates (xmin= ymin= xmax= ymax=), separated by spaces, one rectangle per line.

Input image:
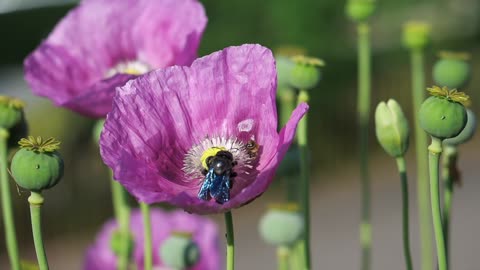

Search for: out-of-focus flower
xmin=402 ymin=21 xmax=431 ymax=50
xmin=24 ymin=0 xmax=207 ymax=118
xmin=433 ymin=51 xmax=472 ymax=89
xmin=100 ymin=44 xmax=308 ymax=214
xmin=84 ymin=209 xmax=220 ymax=270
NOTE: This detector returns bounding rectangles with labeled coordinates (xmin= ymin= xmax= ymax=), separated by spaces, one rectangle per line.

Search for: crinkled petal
xmin=24 ymin=0 xmax=207 ymax=117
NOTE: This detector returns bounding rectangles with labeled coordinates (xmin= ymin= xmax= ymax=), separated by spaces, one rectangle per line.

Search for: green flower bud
xmin=289 ymin=55 xmax=324 ymax=90
xmin=402 ymin=21 xmax=431 ymax=50
xmin=375 ymin=99 xmax=409 ymax=157
xmin=419 ymin=86 xmax=468 ymax=139
xmin=110 ymin=230 xmax=135 ymax=259
xmin=0 ymin=96 xmax=24 ymax=130
xmin=433 ymin=51 xmax=471 ymax=89
xmin=444 ymin=109 xmax=476 ymax=146
xmin=92 ymin=119 xmax=105 ymax=144
xmin=259 ymin=203 xmax=304 ymax=247
xmin=11 ymin=136 xmax=64 ymax=191
xmin=160 ymin=232 xmax=200 ymax=269
xmin=346 ymin=0 xmax=376 ymax=22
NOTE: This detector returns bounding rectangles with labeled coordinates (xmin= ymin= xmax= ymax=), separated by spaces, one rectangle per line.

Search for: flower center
xmin=183 ymin=136 xmax=257 ymax=181
xmin=105 ymin=60 xmax=150 ymax=78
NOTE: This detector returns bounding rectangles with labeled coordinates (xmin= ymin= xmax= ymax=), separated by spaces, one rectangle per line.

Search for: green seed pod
xmin=110 ymin=230 xmax=135 ymax=259
xmin=0 ymin=96 xmax=24 ymax=130
xmin=276 ymin=56 xmax=295 ymax=88
xmin=160 ymin=232 xmax=200 ymax=269
xmin=346 ymin=0 xmax=376 ymax=22
xmin=259 ymin=204 xmax=304 ymax=247
xmin=11 ymin=136 xmax=64 ymax=192
xmin=92 ymin=119 xmax=105 ymax=144
xmin=375 ymin=99 xmax=409 ymax=158
xmin=7 ymin=112 xmax=28 ymax=150
xmin=433 ymin=51 xmax=471 ymax=89
xmin=402 ymin=21 xmax=431 ymax=50
xmin=289 ymin=55 xmax=324 ymax=90
xmin=419 ymin=86 xmax=469 ymax=139
xmin=443 ymin=109 xmax=476 ymax=146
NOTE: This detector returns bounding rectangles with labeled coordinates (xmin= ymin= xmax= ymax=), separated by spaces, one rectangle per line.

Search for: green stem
xmin=28 ymin=192 xmax=48 ymax=270
xmin=110 ymin=172 xmax=131 ymax=270
xmin=428 ymin=137 xmax=447 ymax=270
xmin=396 ymin=157 xmax=413 ymax=270
xmin=297 ymin=90 xmax=311 ymax=270
xmin=140 ymin=202 xmax=152 ymax=270
xmin=357 ymin=22 xmax=372 ymax=270
xmin=277 ymin=246 xmax=289 ymax=270
xmin=0 ymin=128 xmax=20 ymax=270
xmin=225 ymin=211 xmax=235 ymax=270
xmin=441 ymin=145 xmax=457 ymax=268
xmin=410 ymin=48 xmax=433 ymax=270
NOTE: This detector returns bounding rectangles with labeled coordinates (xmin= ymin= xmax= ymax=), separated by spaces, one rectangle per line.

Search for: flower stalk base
xmin=29 ymin=191 xmax=49 ymax=270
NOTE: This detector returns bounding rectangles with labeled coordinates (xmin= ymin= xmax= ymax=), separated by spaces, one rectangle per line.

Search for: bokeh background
xmin=0 ymin=0 xmax=479 ymax=269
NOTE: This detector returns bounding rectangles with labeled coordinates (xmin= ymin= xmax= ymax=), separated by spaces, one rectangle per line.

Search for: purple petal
xmin=24 ymin=0 xmax=207 ymax=117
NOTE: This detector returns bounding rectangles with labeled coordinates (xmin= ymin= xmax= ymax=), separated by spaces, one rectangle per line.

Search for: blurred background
xmin=1 ymin=0 xmax=480 ymax=269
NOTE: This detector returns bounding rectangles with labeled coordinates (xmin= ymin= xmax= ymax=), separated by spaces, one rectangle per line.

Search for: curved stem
xmin=29 ymin=192 xmax=49 ymax=270
xmin=110 ymin=172 xmax=131 ymax=270
xmin=428 ymin=138 xmax=447 ymax=270
xmin=357 ymin=22 xmax=372 ymax=270
xmin=396 ymin=157 xmax=413 ymax=270
xmin=0 ymin=128 xmax=20 ymax=270
xmin=442 ymin=145 xmax=457 ymax=268
xmin=277 ymin=246 xmax=289 ymax=270
xmin=140 ymin=202 xmax=152 ymax=270
xmin=297 ymin=90 xmax=311 ymax=270
xmin=410 ymin=48 xmax=433 ymax=270
xmin=225 ymin=211 xmax=235 ymax=270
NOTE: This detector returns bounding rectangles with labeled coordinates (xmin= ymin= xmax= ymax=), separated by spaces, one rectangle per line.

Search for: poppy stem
xmin=357 ymin=22 xmax=372 ymax=270
xmin=110 ymin=171 xmax=131 ymax=270
xmin=410 ymin=48 xmax=433 ymax=270
xmin=140 ymin=202 xmax=152 ymax=270
xmin=29 ymin=191 xmax=49 ymax=270
xmin=277 ymin=246 xmax=289 ymax=270
xmin=224 ymin=211 xmax=235 ymax=270
xmin=297 ymin=89 xmax=311 ymax=270
xmin=428 ymin=137 xmax=447 ymax=270
xmin=0 ymin=128 xmax=21 ymax=270
xmin=396 ymin=157 xmax=413 ymax=270
xmin=441 ymin=145 xmax=457 ymax=268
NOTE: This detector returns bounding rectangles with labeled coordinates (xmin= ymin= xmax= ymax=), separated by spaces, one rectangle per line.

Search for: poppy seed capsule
xmin=433 ymin=52 xmax=471 ymax=89
xmin=160 ymin=232 xmax=200 ymax=269
xmin=402 ymin=21 xmax=431 ymax=50
xmin=443 ymin=109 xmax=476 ymax=146
xmin=289 ymin=55 xmax=324 ymax=90
xmin=110 ymin=230 xmax=135 ymax=259
xmin=419 ymin=96 xmax=467 ymax=140
xmin=10 ymin=137 xmax=64 ymax=192
xmin=0 ymin=96 xmax=24 ymax=130
xmin=346 ymin=0 xmax=376 ymax=22
xmin=259 ymin=204 xmax=304 ymax=247
xmin=375 ymin=99 xmax=409 ymax=158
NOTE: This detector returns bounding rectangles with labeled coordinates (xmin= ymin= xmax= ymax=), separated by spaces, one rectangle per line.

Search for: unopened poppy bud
xmin=402 ymin=21 xmax=431 ymax=50
xmin=0 ymin=96 xmax=24 ymax=130
xmin=259 ymin=203 xmax=304 ymax=247
xmin=289 ymin=55 xmax=324 ymax=90
xmin=160 ymin=232 xmax=200 ymax=269
xmin=110 ymin=230 xmax=134 ymax=259
xmin=375 ymin=99 xmax=409 ymax=157
xmin=419 ymin=86 xmax=468 ymax=139
xmin=433 ymin=51 xmax=471 ymax=89
xmin=11 ymin=136 xmax=64 ymax=191
xmin=93 ymin=119 xmax=105 ymax=144
xmin=346 ymin=0 xmax=376 ymax=22
xmin=443 ymin=109 xmax=476 ymax=146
